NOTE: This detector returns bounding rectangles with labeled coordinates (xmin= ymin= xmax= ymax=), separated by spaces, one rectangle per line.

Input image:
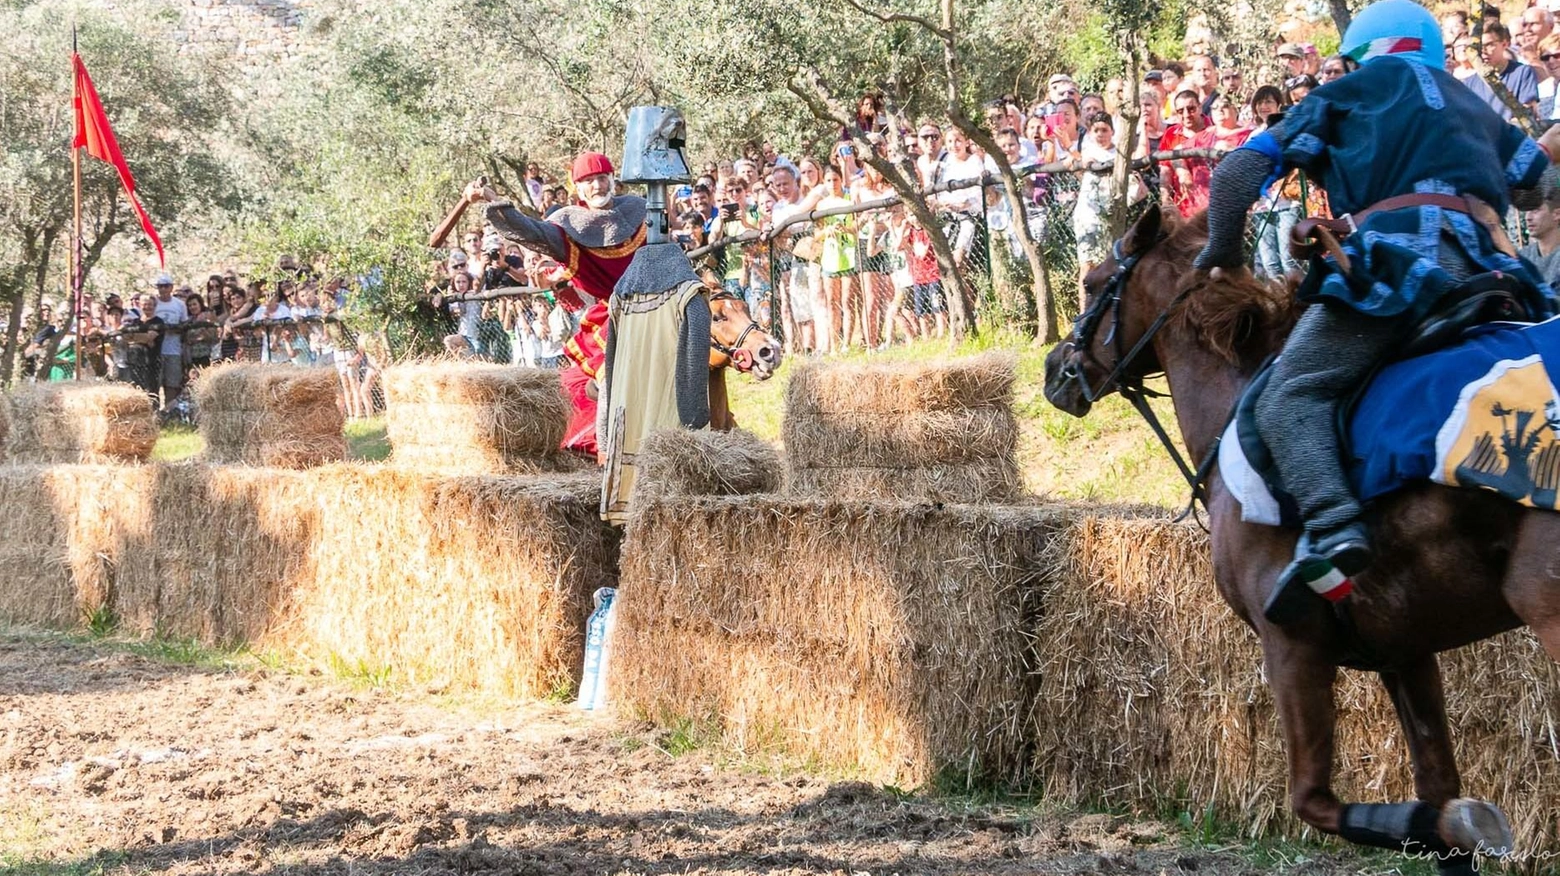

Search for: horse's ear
xmin=1122 ymin=204 xmax=1163 ymax=256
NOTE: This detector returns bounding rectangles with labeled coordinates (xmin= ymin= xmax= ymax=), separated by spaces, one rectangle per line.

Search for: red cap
xmin=571 ymin=152 xmax=615 ymax=183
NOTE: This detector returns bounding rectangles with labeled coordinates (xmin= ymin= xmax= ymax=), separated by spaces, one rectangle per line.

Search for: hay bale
xmin=194 ymin=363 xmax=345 ymax=468
xmin=3 ymin=383 xmax=157 ymax=464
xmin=0 ymin=466 xmax=82 ymax=626
xmin=785 ymin=352 xmax=1016 ymax=414
xmin=782 ymin=353 xmax=1019 ymax=502
xmin=786 ymin=460 xmax=1021 ymax=505
xmin=634 ymin=428 xmax=781 ymax=499
xmin=382 ymin=362 xmax=577 ymax=473
xmin=1031 ymin=512 xmax=1560 ymax=849
xmin=0 ymin=463 xmax=619 ymax=698
xmin=614 ymin=495 xmax=1059 ymax=786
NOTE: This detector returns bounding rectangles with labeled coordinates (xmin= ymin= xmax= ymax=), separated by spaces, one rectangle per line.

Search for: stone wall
xmin=173 ymin=0 xmax=317 ymax=69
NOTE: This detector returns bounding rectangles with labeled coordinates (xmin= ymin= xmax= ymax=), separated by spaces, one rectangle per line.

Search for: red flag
xmin=72 ymin=52 xmax=164 ymax=267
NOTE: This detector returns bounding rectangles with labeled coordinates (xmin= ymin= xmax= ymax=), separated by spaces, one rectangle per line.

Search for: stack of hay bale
xmin=632 ymin=427 xmax=780 ymax=499
xmin=194 ymin=363 xmax=345 ymax=467
xmin=782 ymin=352 xmax=1020 ymax=503
xmin=3 ymin=383 xmax=158 ymax=464
xmin=614 ymin=493 xmax=1060 ymax=786
xmin=382 ymin=362 xmax=579 ymax=473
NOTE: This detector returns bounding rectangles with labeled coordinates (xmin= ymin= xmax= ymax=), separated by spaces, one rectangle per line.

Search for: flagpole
xmin=71 ymin=25 xmax=83 ymax=381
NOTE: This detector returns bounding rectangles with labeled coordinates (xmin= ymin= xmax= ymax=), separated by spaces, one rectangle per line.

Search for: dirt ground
xmin=0 ymin=630 xmax=1419 ymax=876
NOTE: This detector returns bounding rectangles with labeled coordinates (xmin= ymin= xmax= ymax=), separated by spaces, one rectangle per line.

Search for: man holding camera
xmin=480 ymin=234 xmax=527 ymax=290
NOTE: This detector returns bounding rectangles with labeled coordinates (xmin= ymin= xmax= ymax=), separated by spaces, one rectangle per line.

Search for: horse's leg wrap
xmin=1338 ymin=801 xmax=1448 ymax=854
xmin=1255 ymin=304 xmax=1403 ymax=533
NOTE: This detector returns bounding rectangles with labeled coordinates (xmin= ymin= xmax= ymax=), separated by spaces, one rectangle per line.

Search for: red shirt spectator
xmin=1159 ymin=90 xmax=1217 ymax=217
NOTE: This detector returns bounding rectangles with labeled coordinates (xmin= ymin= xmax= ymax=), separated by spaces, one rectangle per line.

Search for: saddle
xmin=1226 ymin=272 xmax=1539 ymax=529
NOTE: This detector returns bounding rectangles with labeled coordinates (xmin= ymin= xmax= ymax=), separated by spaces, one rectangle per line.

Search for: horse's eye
xmin=713 ymin=313 xmax=728 ymax=321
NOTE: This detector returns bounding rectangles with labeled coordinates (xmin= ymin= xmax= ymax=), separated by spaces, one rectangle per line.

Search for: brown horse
xmin=1043 ymin=204 xmax=1560 ymax=873
xmin=706 ymin=287 xmax=782 ymax=431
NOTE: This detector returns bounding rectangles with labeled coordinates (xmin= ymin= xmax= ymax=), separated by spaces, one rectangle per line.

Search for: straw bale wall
xmin=614 ymin=495 xmax=1061 ymax=786
xmin=383 ymin=362 xmax=579 ymax=474
xmin=615 ymin=499 xmax=1560 ymax=850
xmin=782 ymin=354 xmax=1020 ymax=503
xmin=194 ymin=364 xmax=345 ymax=467
xmin=0 ymin=464 xmax=617 ymax=697
xmin=3 ymin=383 xmax=157 ymax=464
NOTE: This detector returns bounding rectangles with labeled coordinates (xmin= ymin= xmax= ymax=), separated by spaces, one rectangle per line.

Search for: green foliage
xmin=150 ymin=424 xmax=202 ymax=462
xmin=0 ymin=0 xmax=241 ymax=381
xmin=83 ymin=605 xmax=117 ymax=638
xmin=326 ymin=652 xmax=394 ymax=688
xmin=345 ymin=417 xmax=391 ymax=461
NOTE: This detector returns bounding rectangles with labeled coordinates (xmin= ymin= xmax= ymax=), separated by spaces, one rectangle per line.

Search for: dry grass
xmin=382 ymin=362 xmax=579 ymax=474
xmin=194 ymin=364 xmax=345 ymax=468
xmin=0 ymin=464 xmax=619 ymax=697
xmin=3 ymin=383 xmax=157 ymax=464
xmin=614 ymin=495 xmax=1060 ymax=786
xmin=786 ymin=461 xmax=1021 ymax=505
xmin=633 ymin=428 xmax=781 ymax=499
xmin=783 ymin=353 xmax=1020 ymax=503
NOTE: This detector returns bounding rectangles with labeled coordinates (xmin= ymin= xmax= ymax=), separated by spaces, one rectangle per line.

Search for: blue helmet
xmin=1340 ymin=0 xmax=1445 ymax=70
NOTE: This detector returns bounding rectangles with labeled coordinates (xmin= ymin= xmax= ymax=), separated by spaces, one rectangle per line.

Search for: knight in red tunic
xmin=464 ymin=152 xmax=644 ymax=455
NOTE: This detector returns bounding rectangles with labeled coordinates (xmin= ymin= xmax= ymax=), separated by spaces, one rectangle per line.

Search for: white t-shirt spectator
xmin=939 ymin=153 xmax=986 ymax=213
xmin=154 ymin=296 xmax=188 ymax=356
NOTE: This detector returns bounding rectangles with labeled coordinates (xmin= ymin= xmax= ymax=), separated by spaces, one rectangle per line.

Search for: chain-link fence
xmin=673 ymin=149 xmax=1228 ymax=351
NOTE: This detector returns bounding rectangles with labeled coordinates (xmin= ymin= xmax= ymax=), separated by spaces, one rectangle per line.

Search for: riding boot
xmin=1254 ymin=303 xmax=1406 ymax=625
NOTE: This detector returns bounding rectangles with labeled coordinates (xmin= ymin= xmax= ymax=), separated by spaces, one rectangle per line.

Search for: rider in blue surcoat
xmin=1194 ymin=0 xmax=1560 ymax=623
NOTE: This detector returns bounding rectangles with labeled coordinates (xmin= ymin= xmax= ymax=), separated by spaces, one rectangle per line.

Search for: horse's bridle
xmin=1061 ymin=234 xmax=1216 ymax=520
xmin=708 ymin=288 xmax=760 ymax=371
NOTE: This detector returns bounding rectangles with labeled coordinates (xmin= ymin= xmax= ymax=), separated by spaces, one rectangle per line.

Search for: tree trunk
xmin=787 ymin=73 xmax=977 ymax=342
xmin=943 ymin=116 xmax=1048 ymax=339
xmin=1109 ymin=38 xmax=1144 ymax=240
xmin=0 ymin=290 xmax=25 ymax=387
xmin=1328 ymin=0 xmax=1352 ymax=39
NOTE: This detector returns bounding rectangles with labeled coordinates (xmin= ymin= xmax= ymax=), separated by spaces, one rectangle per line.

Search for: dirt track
xmin=0 ymin=631 xmax=1408 ymax=875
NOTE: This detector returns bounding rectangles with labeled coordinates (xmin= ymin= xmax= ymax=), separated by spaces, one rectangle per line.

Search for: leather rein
xmin=1060 ymin=236 xmax=1219 ymax=523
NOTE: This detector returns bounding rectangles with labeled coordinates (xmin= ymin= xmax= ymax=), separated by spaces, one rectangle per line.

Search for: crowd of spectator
xmin=10 ymin=263 xmax=384 ymax=421
xmin=18 ymin=3 xmax=1560 ymax=403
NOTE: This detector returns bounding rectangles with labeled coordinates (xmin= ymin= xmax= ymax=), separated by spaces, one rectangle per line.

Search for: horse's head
xmin=1044 ymin=205 xmax=1174 ymax=417
xmin=708 ymin=290 xmax=782 ymax=379
xmin=1044 ymin=204 xmax=1297 ymax=418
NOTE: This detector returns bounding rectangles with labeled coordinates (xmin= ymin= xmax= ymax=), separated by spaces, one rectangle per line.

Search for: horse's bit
xmin=708 ymin=288 xmax=759 ymax=371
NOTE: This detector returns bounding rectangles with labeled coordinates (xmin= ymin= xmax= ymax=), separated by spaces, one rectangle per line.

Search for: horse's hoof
xmin=1440 ymin=798 xmax=1513 ymax=858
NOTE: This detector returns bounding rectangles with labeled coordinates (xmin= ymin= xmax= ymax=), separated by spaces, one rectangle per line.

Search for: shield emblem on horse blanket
xmin=1223 ymin=316 xmax=1560 ymax=526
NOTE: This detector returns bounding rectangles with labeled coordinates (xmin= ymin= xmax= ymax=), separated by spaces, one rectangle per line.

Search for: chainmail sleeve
xmin=1193 ymin=128 xmax=1286 ymax=270
xmin=675 ymin=295 xmax=712 ymax=429
xmin=1511 ymin=165 xmax=1559 ymax=212
xmin=596 ymin=318 xmax=616 ymax=446
xmin=483 ymin=201 xmax=569 ymax=262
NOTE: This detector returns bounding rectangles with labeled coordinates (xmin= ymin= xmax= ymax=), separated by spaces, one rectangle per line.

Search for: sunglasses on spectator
xmin=919 ymin=131 xmax=941 ymax=139
xmin=1544 ymin=52 xmax=1560 ymax=60
xmin=1174 ymin=105 xmax=1200 ymax=115
xmin=1221 ymin=73 xmax=1241 ymax=80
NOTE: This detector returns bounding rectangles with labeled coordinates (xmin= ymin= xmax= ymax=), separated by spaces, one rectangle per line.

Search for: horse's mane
xmin=1159 ymin=211 xmax=1302 ymax=368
